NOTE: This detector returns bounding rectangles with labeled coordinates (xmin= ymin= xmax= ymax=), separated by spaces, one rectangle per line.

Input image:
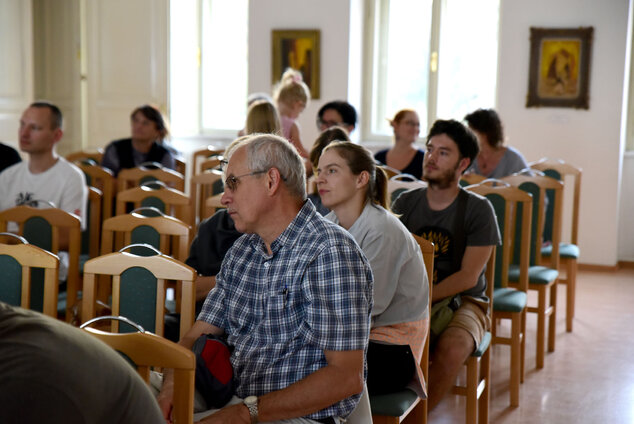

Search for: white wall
xmin=248 ymin=0 xmax=355 ymax=150
xmin=497 ymin=0 xmax=630 ymax=266
xmin=0 ymin=0 xmax=33 ymax=149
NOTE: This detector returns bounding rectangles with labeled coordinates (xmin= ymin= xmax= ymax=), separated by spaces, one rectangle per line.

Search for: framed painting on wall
xmin=271 ymin=29 xmax=320 ymax=99
xmin=526 ymin=27 xmax=594 ymax=109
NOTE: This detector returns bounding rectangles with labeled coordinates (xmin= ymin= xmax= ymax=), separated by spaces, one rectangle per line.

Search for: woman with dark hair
xmin=464 ymin=108 xmax=528 ymax=178
xmin=101 ymin=105 xmax=176 ymax=176
xmin=316 ymin=142 xmax=429 ymax=396
xmin=374 ymin=109 xmax=424 ymax=179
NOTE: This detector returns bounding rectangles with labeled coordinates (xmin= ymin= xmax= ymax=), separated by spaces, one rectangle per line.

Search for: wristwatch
xmin=243 ymin=395 xmax=259 ymax=423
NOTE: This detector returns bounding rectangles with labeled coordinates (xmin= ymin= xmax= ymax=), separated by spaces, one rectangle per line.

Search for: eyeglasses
xmin=316 ymin=118 xmax=345 ymax=129
xmin=224 ymin=170 xmax=268 ymax=191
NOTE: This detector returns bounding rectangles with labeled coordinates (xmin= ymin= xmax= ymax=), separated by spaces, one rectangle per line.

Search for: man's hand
xmin=196 ymin=403 xmax=251 ymax=424
xmin=157 ymin=374 xmax=174 ymax=423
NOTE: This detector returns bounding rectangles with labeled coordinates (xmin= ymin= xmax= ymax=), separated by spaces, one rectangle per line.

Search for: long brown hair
xmin=322 ymin=142 xmax=389 ymax=209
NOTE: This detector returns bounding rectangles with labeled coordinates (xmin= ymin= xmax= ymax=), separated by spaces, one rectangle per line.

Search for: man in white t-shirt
xmin=0 ymin=102 xmax=88 ymax=235
xmin=0 ymin=101 xmax=87 ymax=254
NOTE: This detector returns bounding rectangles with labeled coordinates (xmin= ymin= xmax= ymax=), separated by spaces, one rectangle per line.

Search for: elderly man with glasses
xmin=158 ymin=134 xmax=373 ymax=424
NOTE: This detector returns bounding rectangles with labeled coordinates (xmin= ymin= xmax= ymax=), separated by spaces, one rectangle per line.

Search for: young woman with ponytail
xmin=316 ymin=142 xmax=430 ymax=396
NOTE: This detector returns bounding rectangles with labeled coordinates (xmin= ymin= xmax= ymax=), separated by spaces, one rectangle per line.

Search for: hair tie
xmin=292 ymin=74 xmax=302 ymax=83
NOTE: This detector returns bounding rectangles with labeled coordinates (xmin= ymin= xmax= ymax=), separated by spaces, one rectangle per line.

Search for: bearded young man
xmin=392 ymin=119 xmax=500 ymax=410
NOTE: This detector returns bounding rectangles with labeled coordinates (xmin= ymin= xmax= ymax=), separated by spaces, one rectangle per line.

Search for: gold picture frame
xmin=272 ymin=29 xmax=321 ymax=99
xmin=526 ymin=27 xmax=593 ymax=109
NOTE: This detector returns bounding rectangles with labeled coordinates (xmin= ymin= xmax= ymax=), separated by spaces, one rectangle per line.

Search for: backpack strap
xmin=451 ymin=188 xmax=469 ymax=274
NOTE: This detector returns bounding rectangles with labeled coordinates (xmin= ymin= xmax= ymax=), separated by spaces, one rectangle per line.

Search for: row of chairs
xmin=374 ymin=158 xmax=581 ymax=423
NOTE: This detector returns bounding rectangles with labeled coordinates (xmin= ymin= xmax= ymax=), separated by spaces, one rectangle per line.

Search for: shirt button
xmin=264 ymin=262 xmax=269 ymax=267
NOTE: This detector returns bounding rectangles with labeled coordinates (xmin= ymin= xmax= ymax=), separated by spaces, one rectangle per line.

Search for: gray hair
xmin=225 ymin=134 xmax=306 ymax=200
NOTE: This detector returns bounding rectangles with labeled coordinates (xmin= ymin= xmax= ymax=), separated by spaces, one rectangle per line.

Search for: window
xmin=364 ymin=0 xmax=500 ymax=140
xmin=170 ymin=0 xmax=248 ymax=136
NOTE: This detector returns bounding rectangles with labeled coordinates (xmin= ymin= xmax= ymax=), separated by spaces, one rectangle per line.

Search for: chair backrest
xmin=101 ymin=212 xmax=191 ymax=261
xmin=0 ymin=237 xmax=60 ymax=317
xmin=116 ymin=182 xmax=192 ymax=227
xmin=190 ymin=169 xmax=225 ymax=226
xmin=174 ymin=156 xmax=186 ymax=177
xmin=411 ymin=234 xmax=434 ymax=399
xmin=502 ymin=173 xmax=563 ymax=270
xmin=388 ymin=175 xmax=426 ymax=205
xmin=529 ymin=158 xmax=582 ymax=245
xmin=82 ymin=251 xmax=196 ymax=337
xmin=82 ymin=324 xmax=195 ymax=424
xmin=459 ymin=173 xmax=486 ymax=187
xmin=467 ymin=181 xmax=532 ymax=293
xmin=379 ymin=165 xmax=400 ymax=179
xmin=192 ymin=145 xmax=225 ymax=175
xmin=74 ymin=161 xmax=116 ymax=221
xmin=83 ymin=186 xmax=103 ymax=259
xmin=0 ymin=205 xmax=81 ymax=320
xmin=117 ymin=165 xmax=185 ymax=192
xmin=66 ymin=149 xmax=104 ymax=165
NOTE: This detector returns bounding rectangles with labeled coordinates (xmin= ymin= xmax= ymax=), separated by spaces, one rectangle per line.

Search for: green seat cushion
xmin=493 ymin=288 xmax=527 ymax=313
xmin=473 ymin=331 xmax=491 ymax=357
xmin=370 ymin=388 xmax=418 ymax=416
xmin=541 ymin=243 xmax=580 ymax=259
xmin=508 ymin=265 xmax=558 ymax=285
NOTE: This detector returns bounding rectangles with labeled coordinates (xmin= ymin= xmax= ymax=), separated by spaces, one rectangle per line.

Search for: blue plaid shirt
xmin=198 ymin=201 xmax=373 ymax=419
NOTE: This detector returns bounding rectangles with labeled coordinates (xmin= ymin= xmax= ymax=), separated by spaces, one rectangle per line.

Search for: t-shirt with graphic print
xmin=392 ymin=187 xmax=500 ymax=300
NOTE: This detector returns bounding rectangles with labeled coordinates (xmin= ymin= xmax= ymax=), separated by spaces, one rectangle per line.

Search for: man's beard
xmin=423 ymin=162 xmax=460 ymax=189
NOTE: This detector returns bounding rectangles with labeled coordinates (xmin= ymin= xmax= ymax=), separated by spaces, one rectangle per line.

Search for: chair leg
xmin=465 ymin=356 xmax=478 ymax=424
xmin=520 ymin=309 xmax=526 ymax=384
xmin=510 ymin=312 xmax=521 ymax=407
xmin=535 ymin=287 xmax=547 ymax=369
xmin=565 ymin=258 xmax=577 ymax=332
xmin=479 ymin=348 xmax=490 ymax=424
xmin=548 ymin=282 xmax=557 ymax=353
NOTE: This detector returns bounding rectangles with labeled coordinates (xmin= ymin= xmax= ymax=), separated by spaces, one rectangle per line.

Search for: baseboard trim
xmin=578 ymin=263 xmax=620 ymax=272
xmin=618 ymin=261 xmax=634 ymax=269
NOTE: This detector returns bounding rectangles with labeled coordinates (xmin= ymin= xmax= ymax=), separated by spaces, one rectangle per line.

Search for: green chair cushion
xmin=541 ymin=243 xmax=580 ymax=259
xmin=0 ymin=255 xmax=22 ymax=306
xmin=370 ymin=388 xmax=418 ymax=416
xmin=493 ymin=288 xmax=527 ymax=313
xmin=473 ymin=331 xmax=491 ymax=357
xmin=508 ymin=265 xmax=558 ymax=285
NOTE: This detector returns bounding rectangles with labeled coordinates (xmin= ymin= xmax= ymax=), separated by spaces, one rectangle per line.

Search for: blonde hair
xmin=245 ymin=100 xmax=281 ymax=135
xmin=273 ymin=68 xmax=311 ymax=107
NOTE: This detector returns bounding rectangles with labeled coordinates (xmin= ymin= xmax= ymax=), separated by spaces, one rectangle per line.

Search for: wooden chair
xmin=82 ymin=249 xmax=196 ymax=338
xmin=116 ymin=181 xmax=192 ymax=228
xmin=370 ymin=235 xmax=433 ymax=424
xmin=117 ymin=164 xmax=185 ymax=192
xmin=101 ymin=211 xmax=191 ymax=261
xmin=530 ymin=158 xmax=582 ymax=332
xmin=502 ymin=173 xmax=563 ymax=369
xmin=0 ymin=233 xmax=60 ymax=317
xmin=379 ymin=165 xmax=400 ymax=179
xmin=66 ymin=148 xmax=104 ymax=164
xmin=0 ymin=205 xmax=81 ymax=321
xmin=459 ymin=173 xmax=486 ymax=187
xmin=388 ymin=174 xmax=426 ymax=206
xmin=80 ymin=186 xmax=103 ymax=268
xmin=467 ymin=180 xmax=532 ymax=406
xmin=82 ymin=318 xmax=195 ymax=424
xmin=448 ymin=247 xmax=495 ymax=424
xmin=190 ymin=168 xmax=225 ymax=226
xmin=74 ymin=160 xmax=116 ymax=221
xmin=174 ymin=156 xmax=187 ymax=177
xmin=192 ymin=145 xmax=225 ymax=175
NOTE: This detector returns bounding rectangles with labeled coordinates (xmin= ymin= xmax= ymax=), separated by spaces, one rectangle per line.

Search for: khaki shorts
xmin=447 ymin=296 xmax=491 ymax=349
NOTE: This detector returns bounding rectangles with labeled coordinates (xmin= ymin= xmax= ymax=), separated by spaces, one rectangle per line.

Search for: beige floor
xmin=428 ymin=268 xmax=634 ymax=424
